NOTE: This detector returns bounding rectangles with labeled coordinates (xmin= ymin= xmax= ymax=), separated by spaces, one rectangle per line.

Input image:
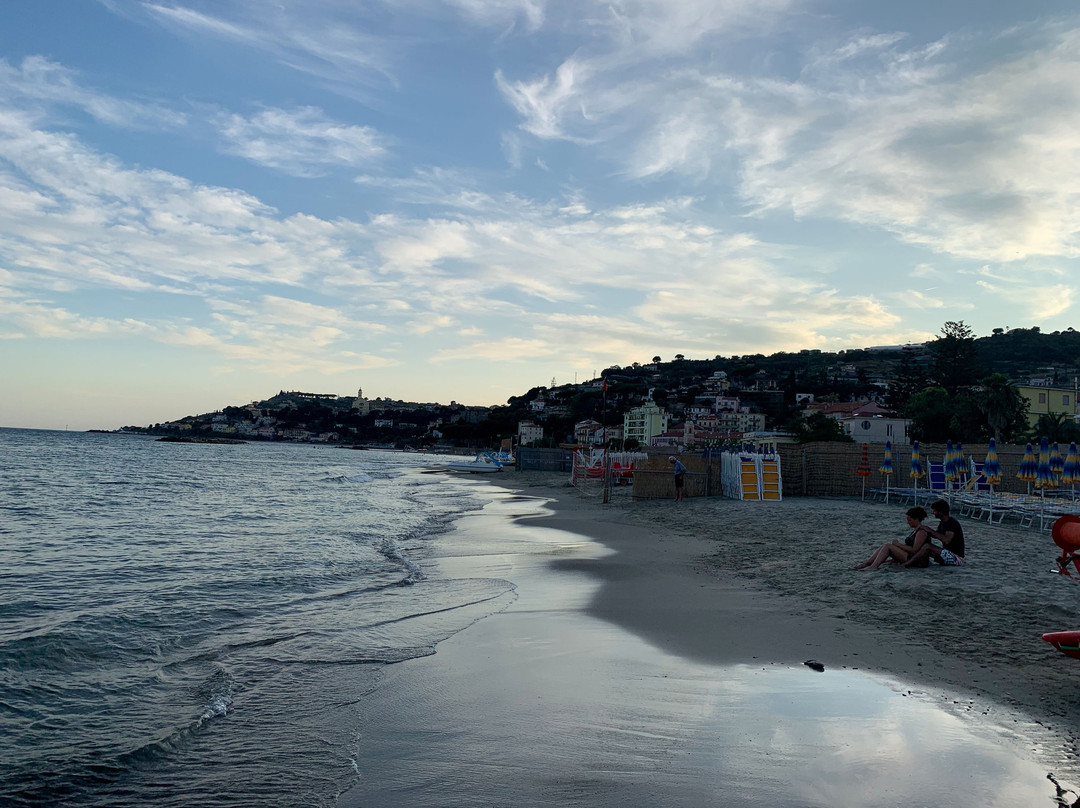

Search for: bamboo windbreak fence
xmin=776 ymin=442 xmax=1045 ymax=499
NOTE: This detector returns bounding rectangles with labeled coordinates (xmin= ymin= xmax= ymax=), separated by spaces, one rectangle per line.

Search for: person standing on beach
xmin=902 ymin=499 xmax=966 ymax=567
xmin=669 ymin=456 xmax=686 ymax=502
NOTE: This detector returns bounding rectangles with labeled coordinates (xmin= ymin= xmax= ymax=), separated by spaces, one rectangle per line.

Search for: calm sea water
xmin=0 ymin=429 xmax=514 ymax=807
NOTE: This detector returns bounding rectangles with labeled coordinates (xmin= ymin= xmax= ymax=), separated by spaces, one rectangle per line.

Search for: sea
xmin=0 ymin=428 xmax=515 ymax=807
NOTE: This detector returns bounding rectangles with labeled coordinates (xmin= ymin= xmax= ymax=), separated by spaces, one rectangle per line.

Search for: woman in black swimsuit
xmin=855 ymin=506 xmax=931 ymax=570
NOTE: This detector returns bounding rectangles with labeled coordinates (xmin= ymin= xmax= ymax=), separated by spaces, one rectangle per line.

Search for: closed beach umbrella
xmin=943 ymin=439 xmax=958 ymax=482
xmin=984 ymin=438 xmax=1002 ymax=521
xmin=983 ymin=439 xmax=1002 ymax=485
xmin=879 ymin=440 xmax=894 ymax=503
xmin=1036 ymin=437 xmax=1055 ymax=489
xmin=1017 ymin=442 xmax=1038 ymax=485
xmin=956 ymin=442 xmax=968 ymax=482
xmin=1035 ymin=436 xmax=1056 ymax=530
xmin=1061 ymin=442 xmax=1080 ymax=500
xmin=1051 ymin=442 xmax=1065 ymax=479
xmin=856 ymin=443 xmax=871 ymax=499
xmin=910 ymin=440 xmax=925 ymax=503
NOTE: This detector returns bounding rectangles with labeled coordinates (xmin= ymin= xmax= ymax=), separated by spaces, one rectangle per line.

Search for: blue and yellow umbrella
xmin=1036 ymin=436 xmax=1056 ymax=490
xmin=879 ymin=440 xmax=894 ymax=503
xmin=983 ymin=438 xmax=1002 ymax=486
xmin=1061 ymin=442 xmax=1080 ymax=500
xmin=910 ymin=441 xmax=925 ymax=477
xmin=1051 ymin=441 xmax=1065 ymax=479
xmin=943 ymin=439 xmax=958 ymax=482
xmin=910 ymin=440 xmax=925 ymax=503
xmin=1017 ymin=442 xmax=1038 ymax=483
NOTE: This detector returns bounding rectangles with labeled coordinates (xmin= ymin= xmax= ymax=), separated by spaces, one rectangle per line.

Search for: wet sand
xmin=339 ymin=474 xmax=1080 ymax=806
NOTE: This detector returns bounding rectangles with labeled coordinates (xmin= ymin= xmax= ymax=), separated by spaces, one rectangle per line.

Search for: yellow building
xmin=1016 ymin=384 xmax=1077 ymax=428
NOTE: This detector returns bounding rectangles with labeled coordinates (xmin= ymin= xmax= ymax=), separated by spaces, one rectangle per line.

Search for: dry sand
xmin=508 ymin=471 xmax=1080 ymax=770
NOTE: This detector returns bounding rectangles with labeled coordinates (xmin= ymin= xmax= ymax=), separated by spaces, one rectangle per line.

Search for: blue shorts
xmin=939 ymin=548 xmax=965 ymax=566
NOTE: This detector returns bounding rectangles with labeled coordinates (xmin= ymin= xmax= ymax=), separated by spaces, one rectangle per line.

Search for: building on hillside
xmin=352 ymin=388 xmax=371 ymax=415
xmin=623 ymin=401 xmax=669 ymax=447
xmin=649 ymin=429 xmax=686 ymax=450
xmin=839 ymin=416 xmax=911 ymax=445
xmin=742 ymin=431 xmax=799 ymax=453
xmin=574 ymin=419 xmax=602 ymax=444
xmin=806 ymin=400 xmax=891 ymax=420
xmin=1016 ymin=383 xmax=1078 ymax=428
xmin=714 ymin=411 xmax=766 ymax=433
xmin=518 ymin=420 xmax=544 ymax=446
xmin=593 ymin=425 xmax=623 ymax=445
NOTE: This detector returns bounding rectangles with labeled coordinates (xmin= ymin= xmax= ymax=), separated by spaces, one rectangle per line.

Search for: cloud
xmin=143 ymin=2 xmax=397 ymax=95
xmin=0 ymin=56 xmax=186 ymax=129
xmin=217 ymin=107 xmax=388 ymax=176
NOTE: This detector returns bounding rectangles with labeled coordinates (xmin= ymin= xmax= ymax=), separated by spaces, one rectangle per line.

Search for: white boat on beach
xmin=444 ymin=452 xmax=504 ymax=473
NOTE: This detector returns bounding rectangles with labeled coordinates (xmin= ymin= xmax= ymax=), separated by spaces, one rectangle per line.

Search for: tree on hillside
xmin=977 ymin=373 xmax=1028 ymax=443
xmin=906 ymin=386 xmax=954 ymax=443
xmin=929 ymin=320 xmax=980 ymax=395
xmin=1032 ymin=413 xmax=1080 ymax=444
xmin=790 ymin=411 xmax=854 ymax=444
xmin=888 ymin=345 xmax=929 ymax=414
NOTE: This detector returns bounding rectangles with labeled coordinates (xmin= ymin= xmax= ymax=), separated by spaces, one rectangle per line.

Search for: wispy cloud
xmin=143 ymin=2 xmax=397 ymax=95
xmin=217 ymin=107 xmax=388 ymax=176
xmin=0 ymin=56 xmax=186 ymax=128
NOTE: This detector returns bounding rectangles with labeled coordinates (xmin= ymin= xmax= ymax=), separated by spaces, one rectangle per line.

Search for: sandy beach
xmin=339 ymin=472 xmax=1080 ymax=806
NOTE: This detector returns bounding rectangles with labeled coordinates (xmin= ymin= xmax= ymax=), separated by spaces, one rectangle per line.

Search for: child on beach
xmin=855 ymin=506 xmax=932 ymax=570
xmin=901 ymin=499 xmax=966 ymax=567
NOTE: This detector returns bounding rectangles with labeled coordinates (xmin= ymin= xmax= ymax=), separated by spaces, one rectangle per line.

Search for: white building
xmin=623 ymin=402 xmax=669 ymax=447
xmin=518 ymin=420 xmax=544 ymax=446
xmin=840 ymin=416 xmax=911 ymax=445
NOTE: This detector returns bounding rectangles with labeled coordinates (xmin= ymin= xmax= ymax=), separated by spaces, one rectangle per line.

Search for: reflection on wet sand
xmin=340 ymin=487 xmax=1071 ymax=807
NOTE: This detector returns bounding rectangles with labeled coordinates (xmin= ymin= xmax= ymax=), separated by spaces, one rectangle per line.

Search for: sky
xmin=2 ymin=1 xmax=1080 ymax=430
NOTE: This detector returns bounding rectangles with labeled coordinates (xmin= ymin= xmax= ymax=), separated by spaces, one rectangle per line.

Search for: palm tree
xmin=978 ymin=374 xmax=1026 ymax=443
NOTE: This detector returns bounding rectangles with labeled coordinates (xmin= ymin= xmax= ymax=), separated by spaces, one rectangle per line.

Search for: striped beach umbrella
xmin=1035 ymin=437 xmax=1056 ymax=489
xmin=956 ymin=442 xmax=968 ymax=482
xmin=983 ymin=439 xmax=1002 ymax=485
xmin=1061 ymin=442 xmax=1080 ymax=485
xmin=1035 ymin=436 xmax=1057 ymax=530
xmin=879 ymin=440 xmax=894 ymax=503
xmin=910 ymin=440 xmax=925 ymax=504
xmin=910 ymin=441 xmax=925 ymax=479
xmin=1061 ymin=442 xmax=1080 ymax=500
xmin=1017 ymin=442 xmax=1038 ymax=483
xmin=983 ymin=438 xmax=1002 ymax=522
xmin=1051 ymin=441 xmax=1065 ymax=479
xmin=943 ymin=439 xmax=958 ymax=482
xmin=856 ymin=443 xmax=871 ymax=499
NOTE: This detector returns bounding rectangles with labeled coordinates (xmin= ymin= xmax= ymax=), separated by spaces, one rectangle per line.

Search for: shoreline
xmin=504 ymin=471 xmax=1080 ymax=777
xmin=338 ymin=472 xmax=1080 ymax=805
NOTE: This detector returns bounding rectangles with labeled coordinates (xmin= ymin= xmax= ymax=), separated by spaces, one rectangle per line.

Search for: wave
xmin=324 ymin=472 xmax=374 ymax=484
xmin=376 ymin=537 xmax=424 ymax=582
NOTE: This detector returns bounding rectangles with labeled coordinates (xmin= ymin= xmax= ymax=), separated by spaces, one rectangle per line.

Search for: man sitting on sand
xmin=902 ymin=499 xmax=966 ymax=567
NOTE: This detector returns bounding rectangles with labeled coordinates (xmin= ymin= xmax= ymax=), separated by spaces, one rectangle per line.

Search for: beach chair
xmin=927 ymin=461 xmax=947 ymax=497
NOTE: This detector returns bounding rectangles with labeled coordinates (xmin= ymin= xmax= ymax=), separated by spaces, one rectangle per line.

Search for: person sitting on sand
xmin=855 ymin=506 xmax=932 ymax=570
xmin=901 ymin=499 xmax=966 ymax=567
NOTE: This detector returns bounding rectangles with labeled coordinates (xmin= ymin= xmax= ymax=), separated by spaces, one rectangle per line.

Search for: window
xmin=1064 ymin=395 xmax=1071 ymax=407
xmin=887 ymin=424 xmax=894 ymax=436
xmin=1039 ymin=392 xmax=1047 ymax=404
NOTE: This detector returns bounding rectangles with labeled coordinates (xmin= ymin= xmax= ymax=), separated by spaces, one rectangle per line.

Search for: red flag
xmin=603 ymin=380 xmax=607 ymax=393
